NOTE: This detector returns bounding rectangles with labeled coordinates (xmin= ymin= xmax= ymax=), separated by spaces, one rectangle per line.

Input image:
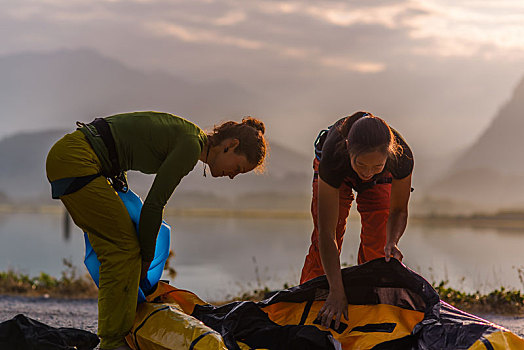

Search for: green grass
xmin=433 ymin=280 xmax=524 ymax=314
xmin=0 ymin=251 xmax=180 ymax=299
xmin=0 ymin=258 xmax=98 ymax=298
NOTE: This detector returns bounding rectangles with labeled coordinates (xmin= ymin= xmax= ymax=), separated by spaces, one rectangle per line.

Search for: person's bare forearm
xmin=316 ymin=178 xmax=350 ymax=327
xmin=386 ymin=209 xmax=408 ymax=245
xmin=387 ymin=175 xmax=412 ymax=247
xmin=319 ymin=236 xmax=345 ymax=293
xmin=317 ymin=178 xmax=344 ymax=292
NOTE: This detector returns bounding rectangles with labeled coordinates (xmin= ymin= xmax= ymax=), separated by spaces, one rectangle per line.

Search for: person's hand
xmin=140 ymin=260 xmax=151 ymax=281
xmin=384 ymin=243 xmax=403 ymax=262
xmin=317 ymin=289 xmax=348 ymax=330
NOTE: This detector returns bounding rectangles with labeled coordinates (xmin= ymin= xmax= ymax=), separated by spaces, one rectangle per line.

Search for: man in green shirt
xmin=46 ymin=111 xmax=267 ymax=350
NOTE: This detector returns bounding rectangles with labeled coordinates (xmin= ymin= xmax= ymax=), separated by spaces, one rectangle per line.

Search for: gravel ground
xmin=474 ymin=312 xmax=524 ymax=338
xmin=0 ymin=295 xmax=100 ymax=348
xmin=1 ymin=295 xmax=523 ymax=349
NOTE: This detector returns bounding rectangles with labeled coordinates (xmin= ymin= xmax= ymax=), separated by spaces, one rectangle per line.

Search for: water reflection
xmin=63 ymin=209 xmax=71 ymax=241
xmin=0 ymin=212 xmax=523 ymax=300
xmin=0 ymin=213 xmax=9 ymax=228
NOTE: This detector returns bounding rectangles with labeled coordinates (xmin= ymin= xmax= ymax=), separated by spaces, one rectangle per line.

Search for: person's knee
xmin=104 ymin=249 xmax=140 ymax=271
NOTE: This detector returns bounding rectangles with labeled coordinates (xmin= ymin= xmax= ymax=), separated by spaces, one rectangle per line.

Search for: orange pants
xmin=300 ymin=158 xmax=392 ymax=283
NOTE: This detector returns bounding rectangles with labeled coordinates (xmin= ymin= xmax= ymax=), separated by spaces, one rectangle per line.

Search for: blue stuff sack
xmin=83 ymin=189 xmax=171 ymax=303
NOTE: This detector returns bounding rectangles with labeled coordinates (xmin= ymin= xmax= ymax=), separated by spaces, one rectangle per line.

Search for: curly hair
xmin=207 ymin=117 xmax=268 ymax=170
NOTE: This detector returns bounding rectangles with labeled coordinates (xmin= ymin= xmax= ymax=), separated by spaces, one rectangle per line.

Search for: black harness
xmin=80 ymin=118 xmax=128 ymax=193
xmin=50 ymin=118 xmax=128 ymax=199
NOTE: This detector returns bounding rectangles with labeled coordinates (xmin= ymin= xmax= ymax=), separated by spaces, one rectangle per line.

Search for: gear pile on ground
xmin=127 ymin=258 xmax=524 ymax=349
xmin=0 ymin=313 xmax=99 ymax=350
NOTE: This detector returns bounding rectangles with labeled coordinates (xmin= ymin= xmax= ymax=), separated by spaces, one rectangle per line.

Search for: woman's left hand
xmin=384 ymin=243 xmax=403 ymax=262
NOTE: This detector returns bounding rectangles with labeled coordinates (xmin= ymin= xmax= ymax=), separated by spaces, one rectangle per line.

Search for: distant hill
xmin=2 ymin=48 xmax=479 ymax=212
xmin=426 ymin=75 xmax=524 ymax=212
xmin=0 ymin=48 xmax=316 ymax=209
xmin=0 ymin=129 xmax=66 ymax=201
xmin=0 ymin=48 xmax=260 ymax=139
xmin=0 ymin=129 xmax=312 ymax=210
xmin=451 ymin=77 xmax=524 ymax=174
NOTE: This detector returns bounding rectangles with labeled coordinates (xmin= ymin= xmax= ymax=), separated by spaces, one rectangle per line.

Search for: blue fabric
xmin=83 ymin=189 xmax=171 ymax=303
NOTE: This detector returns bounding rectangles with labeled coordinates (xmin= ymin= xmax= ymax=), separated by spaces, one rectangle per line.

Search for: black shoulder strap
xmin=87 ymin=118 xmax=128 ymax=192
xmin=90 ymin=118 xmax=120 ymax=178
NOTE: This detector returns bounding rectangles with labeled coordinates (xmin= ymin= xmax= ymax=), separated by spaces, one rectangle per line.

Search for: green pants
xmin=46 ymin=130 xmax=141 ymax=349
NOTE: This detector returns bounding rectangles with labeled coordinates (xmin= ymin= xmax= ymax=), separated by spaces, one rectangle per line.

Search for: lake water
xmin=1 ymin=210 xmax=523 ymax=301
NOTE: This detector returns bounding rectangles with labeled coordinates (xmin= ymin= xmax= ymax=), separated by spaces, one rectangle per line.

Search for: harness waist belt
xmin=49 ymin=118 xmax=128 ymax=199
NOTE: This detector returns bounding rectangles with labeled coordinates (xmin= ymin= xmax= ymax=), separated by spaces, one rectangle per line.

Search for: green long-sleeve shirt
xmin=80 ymin=111 xmax=207 ymax=261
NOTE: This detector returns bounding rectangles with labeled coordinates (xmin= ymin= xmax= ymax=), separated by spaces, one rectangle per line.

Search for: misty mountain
xmin=0 ymin=129 xmax=65 ymax=200
xmin=452 ymin=77 xmax=524 ymax=174
xmin=426 ymin=75 xmax=524 ymax=211
xmin=0 ymin=48 xmax=317 ymax=209
xmin=0 ymin=129 xmax=312 ymax=210
xmin=0 ymin=49 xmax=261 ymax=138
xmin=0 ymin=48 xmax=467 ymax=211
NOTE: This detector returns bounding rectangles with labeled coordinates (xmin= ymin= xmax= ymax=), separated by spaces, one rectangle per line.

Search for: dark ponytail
xmin=336 ymin=111 xmax=403 ymax=161
xmin=207 ymin=117 xmax=268 ymax=170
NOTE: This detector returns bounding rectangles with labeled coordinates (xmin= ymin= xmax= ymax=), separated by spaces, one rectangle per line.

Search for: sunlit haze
xmin=1 ymin=0 xmax=523 ymax=182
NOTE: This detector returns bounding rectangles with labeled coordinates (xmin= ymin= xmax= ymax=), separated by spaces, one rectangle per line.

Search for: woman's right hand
xmin=316 ymin=178 xmax=349 ymax=330
xmin=317 ymin=288 xmax=349 ymax=330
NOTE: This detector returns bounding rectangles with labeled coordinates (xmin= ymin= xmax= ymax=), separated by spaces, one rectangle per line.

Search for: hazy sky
xmin=2 ymin=0 xmax=524 ymax=157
